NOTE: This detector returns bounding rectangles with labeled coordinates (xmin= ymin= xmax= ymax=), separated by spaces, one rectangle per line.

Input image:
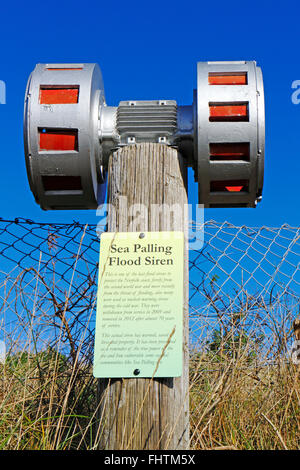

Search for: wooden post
xmin=294 ymin=319 xmax=300 ymax=341
xmin=97 ymin=143 xmax=189 ymax=450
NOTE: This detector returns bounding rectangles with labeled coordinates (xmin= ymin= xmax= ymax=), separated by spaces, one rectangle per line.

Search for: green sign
xmin=93 ymin=231 xmax=184 ymax=378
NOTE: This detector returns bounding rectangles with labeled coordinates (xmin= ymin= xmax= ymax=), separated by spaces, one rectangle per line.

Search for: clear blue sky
xmin=0 ymin=0 xmax=299 ymax=228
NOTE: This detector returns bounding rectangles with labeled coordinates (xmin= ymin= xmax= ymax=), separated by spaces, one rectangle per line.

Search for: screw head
xmin=133 ymin=369 xmax=140 ymax=376
xmin=139 ymin=233 xmax=145 ymax=239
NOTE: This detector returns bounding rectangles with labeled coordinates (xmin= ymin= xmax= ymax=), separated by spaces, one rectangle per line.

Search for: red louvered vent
xmin=42 ymin=176 xmax=82 ymax=191
xmin=209 ymin=103 xmax=249 ymax=122
xmin=210 ymin=180 xmax=249 ymax=192
xmin=39 ymin=128 xmax=78 ymax=151
xmin=46 ymin=67 xmax=83 ymax=71
xmin=209 ymin=73 xmax=247 ymax=85
xmin=210 ymin=143 xmax=250 ymax=161
xmin=40 ymin=86 xmax=79 ymax=104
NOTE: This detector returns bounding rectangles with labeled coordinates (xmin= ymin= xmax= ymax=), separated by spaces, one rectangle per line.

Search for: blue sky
xmin=0 ymin=0 xmax=299 ymax=228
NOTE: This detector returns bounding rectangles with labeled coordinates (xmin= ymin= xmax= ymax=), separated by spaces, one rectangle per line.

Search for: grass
xmin=0 ymin=347 xmax=299 ymax=449
xmin=0 ymin=222 xmax=299 ymax=450
xmin=0 ymin=350 xmax=98 ymax=449
xmin=189 ymin=356 xmax=300 ymax=449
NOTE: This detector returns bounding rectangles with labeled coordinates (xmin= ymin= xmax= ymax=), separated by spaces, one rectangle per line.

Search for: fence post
xmin=294 ymin=319 xmax=300 ymax=341
xmin=96 ymin=142 xmax=189 ymax=450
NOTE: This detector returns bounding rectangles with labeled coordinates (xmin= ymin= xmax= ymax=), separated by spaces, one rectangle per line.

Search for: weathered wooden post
xmin=293 ymin=319 xmax=300 ymax=341
xmin=23 ymin=60 xmax=265 ymax=451
xmin=97 ymin=143 xmax=189 ymax=450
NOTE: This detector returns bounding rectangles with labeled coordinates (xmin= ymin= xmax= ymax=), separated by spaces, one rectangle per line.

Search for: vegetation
xmin=0 ymin=349 xmax=98 ymax=449
xmin=0 ymin=222 xmax=298 ymax=449
xmin=189 ymin=352 xmax=300 ymax=450
xmin=0 ymin=344 xmax=299 ymax=449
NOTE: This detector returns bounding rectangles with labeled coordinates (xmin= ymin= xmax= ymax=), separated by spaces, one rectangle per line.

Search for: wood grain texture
xmin=96 ymin=143 xmax=189 ymax=450
xmin=294 ymin=318 xmax=300 ymax=341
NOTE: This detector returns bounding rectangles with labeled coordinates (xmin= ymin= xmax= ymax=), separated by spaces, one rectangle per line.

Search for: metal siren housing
xmin=24 ymin=61 xmax=265 ymax=210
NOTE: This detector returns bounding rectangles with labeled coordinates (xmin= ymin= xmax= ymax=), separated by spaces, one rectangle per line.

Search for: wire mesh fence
xmin=0 ymin=217 xmax=300 ymax=449
xmin=0 ymin=217 xmax=299 ymax=366
xmin=189 ymin=221 xmax=300 ymax=365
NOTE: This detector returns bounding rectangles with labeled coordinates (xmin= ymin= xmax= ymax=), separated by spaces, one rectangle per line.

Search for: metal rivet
xmin=133 ymin=369 xmax=140 ymax=376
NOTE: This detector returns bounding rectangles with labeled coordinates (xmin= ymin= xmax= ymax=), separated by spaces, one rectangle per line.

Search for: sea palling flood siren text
xmin=107 ymin=243 xmax=174 ymax=266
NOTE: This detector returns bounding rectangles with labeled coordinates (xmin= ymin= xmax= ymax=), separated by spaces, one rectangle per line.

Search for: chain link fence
xmin=0 ymin=218 xmax=299 ymax=366
xmin=0 ymin=217 xmax=300 ymax=449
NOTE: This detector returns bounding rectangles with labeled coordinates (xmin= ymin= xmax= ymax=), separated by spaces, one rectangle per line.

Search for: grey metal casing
xmin=24 ymin=60 xmax=265 ymax=210
xmin=24 ymin=63 xmax=106 ymax=210
xmin=195 ymin=61 xmax=265 ymax=207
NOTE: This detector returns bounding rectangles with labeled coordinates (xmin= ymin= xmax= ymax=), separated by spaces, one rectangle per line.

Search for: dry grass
xmin=0 ymin=344 xmax=299 ymax=449
xmin=189 ymin=356 xmax=300 ymax=450
xmin=0 ymin=350 xmax=99 ymax=449
xmin=0 ymin=221 xmax=299 ymax=449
